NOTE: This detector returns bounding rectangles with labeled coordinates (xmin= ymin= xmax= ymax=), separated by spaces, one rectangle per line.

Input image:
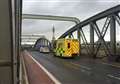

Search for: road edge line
xmin=102 ymin=62 xmax=120 ymax=68
xmin=27 ymin=52 xmax=61 ymax=84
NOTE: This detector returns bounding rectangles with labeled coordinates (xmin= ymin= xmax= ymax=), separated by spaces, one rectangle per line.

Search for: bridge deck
xmin=22 ymin=50 xmax=120 ymax=84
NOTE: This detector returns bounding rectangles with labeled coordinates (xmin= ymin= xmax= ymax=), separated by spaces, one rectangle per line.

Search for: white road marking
xmin=70 ymin=62 xmax=91 ymax=70
xmin=26 ymin=51 xmax=61 ymax=84
xmin=107 ymin=74 xmax=120 ymax=80
xmin=101 ymin=62 xmax=120 ymax=68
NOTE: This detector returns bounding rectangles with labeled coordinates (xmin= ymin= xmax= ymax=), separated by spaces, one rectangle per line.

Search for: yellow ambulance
xmin=53 ymin=38 xmax=80 ymax=58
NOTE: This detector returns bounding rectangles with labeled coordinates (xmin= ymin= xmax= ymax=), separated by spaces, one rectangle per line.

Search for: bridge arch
xmin=34 ymin=38 xmax=51 ymax=52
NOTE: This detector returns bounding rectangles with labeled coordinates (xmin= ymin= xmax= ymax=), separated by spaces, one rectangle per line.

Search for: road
xmin=29 ymin=51 xmax=120 ymax=84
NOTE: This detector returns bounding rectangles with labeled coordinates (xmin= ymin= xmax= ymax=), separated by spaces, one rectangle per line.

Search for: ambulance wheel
xmin=60 ymin=53 xmax=62 ymax=57
xmin=53 ymin=53 xmax=57 ymax=57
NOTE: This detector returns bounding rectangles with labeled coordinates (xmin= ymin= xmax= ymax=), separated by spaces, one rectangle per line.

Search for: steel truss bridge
xmin=23 ymin=5 xmax=120 ymax=61
xmin=0 ymin=0 xmax=120 ymax=83
xmin=59 ymin=5 xmax=120 ymax=61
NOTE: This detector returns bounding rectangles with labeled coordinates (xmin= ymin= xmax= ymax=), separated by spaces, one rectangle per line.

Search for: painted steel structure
xmin=0 ymin=3 xmax=119 ymax=84
xmin=34 ymin=38 xmax=51 ymax=51
xmin=59 ymin=5 xmax=120 ymax=61
xmin=22 ymin=14 xmax=80 ymax=24
xmin=21 ymin=34 xmax=45 ymax=44
xmin=22 ymin=14 xmax=80 ymax=54
xmin=22 ymin=14 xmax=80 ymax=40
xmin=0 ymin=0 xmax=22 ymax=84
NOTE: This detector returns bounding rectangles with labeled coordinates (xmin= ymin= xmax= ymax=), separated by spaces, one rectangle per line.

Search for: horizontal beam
xmin=22 ymin=34 xmax=45 ymax=37
xmin=0 ymin=60 xmax=12 ymax=67
xmin=22 ymin=14 xmax=80 ymax=24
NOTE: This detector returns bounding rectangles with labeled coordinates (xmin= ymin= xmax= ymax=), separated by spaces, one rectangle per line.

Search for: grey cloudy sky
xmin=22 ymin=0 xmax=120 ymax=41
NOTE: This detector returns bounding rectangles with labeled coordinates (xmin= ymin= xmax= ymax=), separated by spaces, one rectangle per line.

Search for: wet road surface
xmin=29 ymin=51 xmax=120 ymax=84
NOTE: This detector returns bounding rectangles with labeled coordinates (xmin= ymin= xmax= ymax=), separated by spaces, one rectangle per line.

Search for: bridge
xmin=0 ymin=0 xmax=120 ymax=84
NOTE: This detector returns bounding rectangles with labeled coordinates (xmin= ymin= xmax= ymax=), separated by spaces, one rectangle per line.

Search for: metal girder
xmin=110 ymin=15 xmax=116 ymax=55
xmin=90 ymin=23 xmax=94 ymax=57
xmin=80 ymin=29 xmax=91 ymax=55
xmin=92 ymin=22 xmax=111 ymax=57
xmin=81 ymin=32 xmax=90 ymax=55
xmin=34 ymin=38 xmax=51 ymax=47
xmin=59 ymin=5 xmax=120 ymax=38
xmin=101 ymin=17 xmax=110 ymax=35
xmin=77 ymin=28 xmax=81 ymax=55
xmin=115 ymin=14 xmax=120 ymax=26
xmin=15 ymin=0 xmax=22 ymax=83
xmin=0 ymin=0 xmax=22 ymax=84
xmin=22 ymin=37 xmax=41 ymax=39
xmin=71 ymin=33 xmax=74 ymax=39
xmin=22 ymin=40 xmax=36 ymax=42
xmin=81 ymin=29 xmax=90 ymax=50
xmin=22 ymin=14 xmax=80 ymax=24
xmin=22 ymin=34 xmax=45 ymax=37
xmin=92 ymin=17 xmax=110 ymax=57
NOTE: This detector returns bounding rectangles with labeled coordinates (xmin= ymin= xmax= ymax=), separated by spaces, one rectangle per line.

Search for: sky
xmin=22 ymin=0 xmax=120 ymax=41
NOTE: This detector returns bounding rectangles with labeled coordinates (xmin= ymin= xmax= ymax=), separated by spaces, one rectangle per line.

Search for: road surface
xmin=29 ymin=51 xmax=120 ymax=84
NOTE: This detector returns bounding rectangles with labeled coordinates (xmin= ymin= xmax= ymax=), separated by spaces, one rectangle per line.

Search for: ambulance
xmin=53 ymin=38 xmax=80 ymax=58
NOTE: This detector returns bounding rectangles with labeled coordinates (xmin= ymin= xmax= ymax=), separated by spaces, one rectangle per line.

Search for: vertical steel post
xmin=90 ymin=23 xmax=94 ymax=57
xmin=15 ymin=0 xmax=22 ymax=83
xmin=42 ymin=40 xmax=43 ymax=46
xmin=68 ymin=33 xmax=72 ymax=38
xmin=41 ymin=40 xmax=42 ymax=45
xmin=77 ymin=28 xmax=81 ymax=56
xmin=43 ymin=39 xmax=45 ymax=46
xmin=110 ymin=15 xmax=116 ymax=56
xmin=44 ymin=40 xmax=46 ymax=46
